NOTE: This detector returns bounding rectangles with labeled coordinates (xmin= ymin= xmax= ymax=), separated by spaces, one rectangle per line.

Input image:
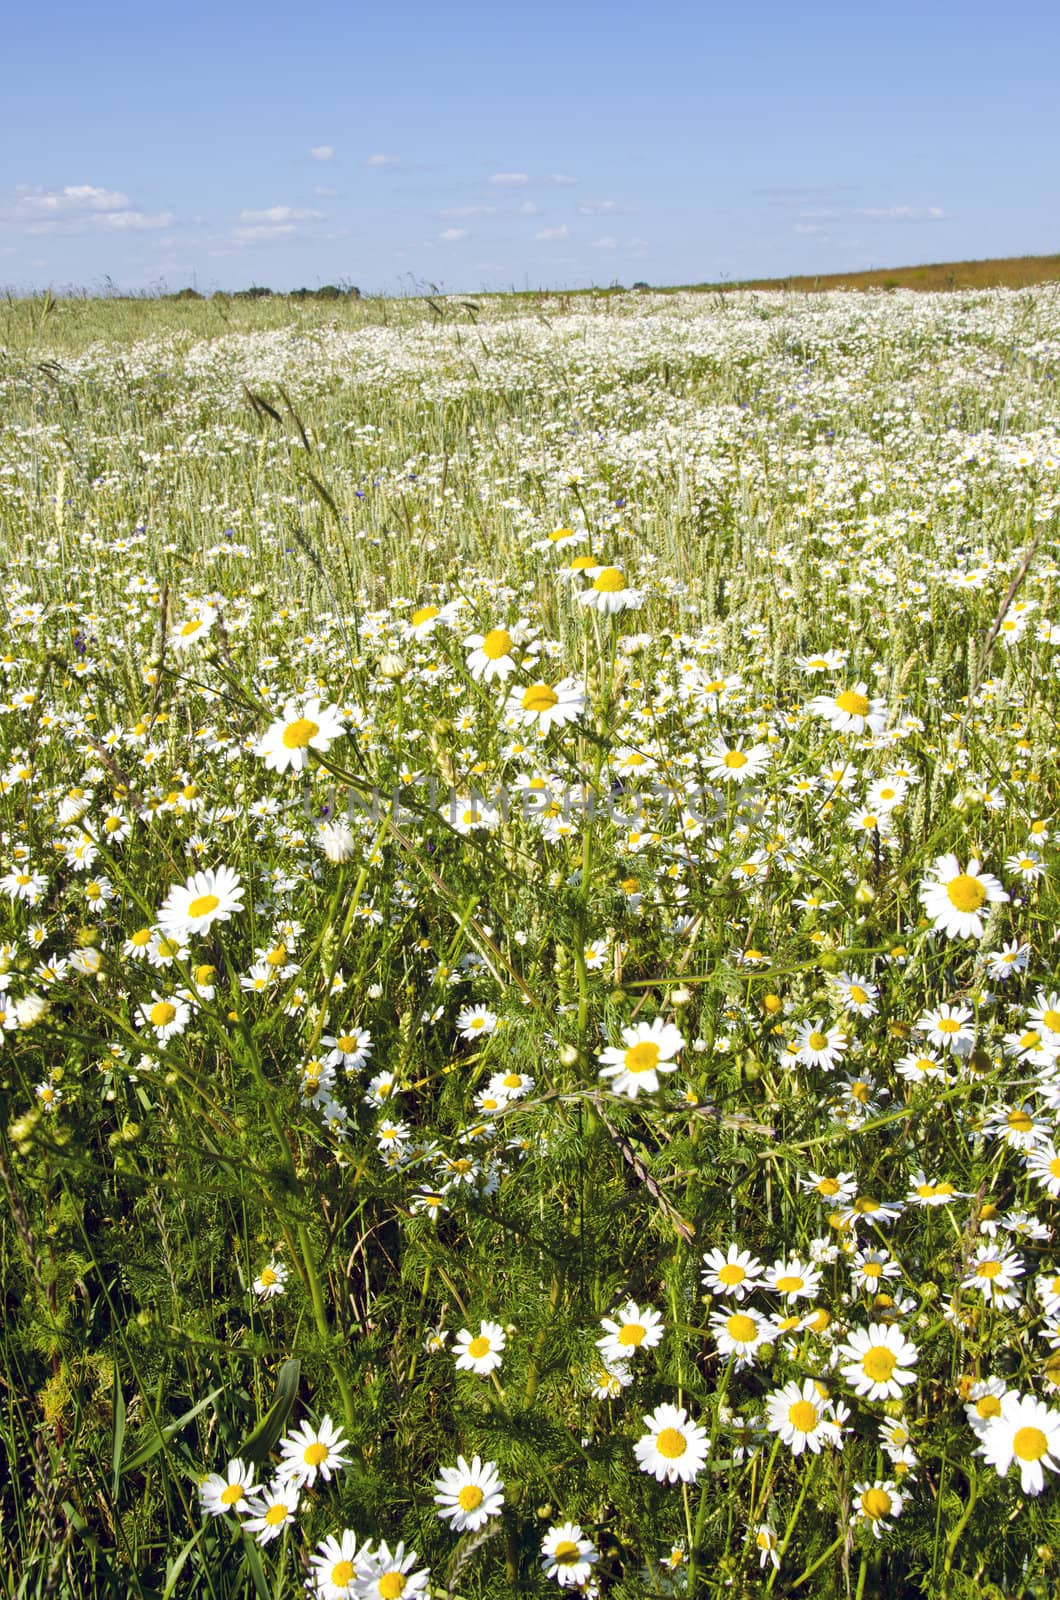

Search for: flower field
xmin=2 ymin=284 xmax=1060 ymax=1598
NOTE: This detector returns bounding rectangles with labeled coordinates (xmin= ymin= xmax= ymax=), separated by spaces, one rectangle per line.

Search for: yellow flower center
xmin=624 ymin=1041 xmax=660 ymax=1074
xmin=522 ymin=684 xmax=559 ymax=713
xmin=411 ymin=605 xmax=439 ymax=627
xmin=977 ymin=1260 xmax=1002 ymax=1279
xmin=458 ymin=1484 xmax=484 ymax=1511
xmin=849 ymin=985 xmax=868 ymax=1005
xmin=1013 ymin=1426 xmax=1049 ymax=1462
xmin=1044 ymin=1009 xmax=1060 ymax=1033
xmin=195 ymin=964 xmax=216 ymax=984
xmin=945 ymin=872 xmax=986 ymax=913
xmin=330 ymin=1560 xmax=355 ymax=1585
xmin=593 ymin=566 xmax=626 ymax=592
xmin=718 ymin=1263 xmax=746 ymax=1286
xmin=723 ymin=750 xmax=748 ymax=769
xmin=303 ymin=1441 xmax=329 ymax=1465
xmin=467 ymin=1335 xmax=490 ymax=1358
xmin=569 ymin=554 xmax=595 ymax=570
xmin=1009 ymin=1110 xmax=1033 ymax=1132
xmin=282 ymin=718 xmax=319 ymax=749
xmin=835 ymin=689 xmax=869 ymax=716
xmin=807 ymin=1031 xmax=829 ymax=1052
xmin=266 ymin=946 xmax=288 ymax=967
xmin=482 ymin=629 xmax=513 ymax=659
xmin=265 ymin=1502 xmax=288 ymax=1525
xmin=789 ymin=1400 xmax=819 ymax=1432
xmin=548 ymin=527 xmax=574 ymax=542
xmin=726 ymin=1313 xmax=757 ymax=1341
xmin=862 ymin=1346 xmax=897 ymax=1382
xmin=148 ymin=1001 xmax=176 ymax=1027
xmin=862 ymin=1261 xmax=883 ymax=1279
xmin=131 ymin=928 xmax=152 ymax=947
xmin=617 ymin=1323 xmax=646 ymax=1347
xmin=774 ymin=1275 xmax=803 ymax=1294
xmin=188 ymin=893 xmax=220 ymax=918
xmin=180 ymin=618 xmax=203 ymax=637
xmin=816 ymin=1177 xmax=840 ymax=1195
xmin=260 ymin=1267 xmax=277 ymax=1286
xmin=220 ymin=1483 xmax=244 ymax=1505
xmin=860 ymin=1487 xmax=892 ymax=1520
xmin=976 ymin=1395 xmax=1002 ymax=1419
xmin=378 ymin=1574 xmax=406 ymax=1599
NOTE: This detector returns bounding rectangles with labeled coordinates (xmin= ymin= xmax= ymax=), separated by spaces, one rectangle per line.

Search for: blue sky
xmin=2 ymin=0 xmax=1057 ymax=294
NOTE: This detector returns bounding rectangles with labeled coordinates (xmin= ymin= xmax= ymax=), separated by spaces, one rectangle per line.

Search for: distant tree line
xmin=169 ymin=285 xmax=360 ymax=301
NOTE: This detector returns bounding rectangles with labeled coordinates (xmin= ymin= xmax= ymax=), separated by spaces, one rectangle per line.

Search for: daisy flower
xmin=701 ymin=1244 xmax=764 ymax=1300
xmin=277 ymin=1415 xmax=351 ymax=1488
xmin=577 ymin=565 xmax=644 ymax=614
xmin=241 ymin=1478 xmax=300 ymax=1545
xmin=793 ymin=1020 xmax=848 ymax=1072
xmin=916 ymin=1001 xmax=976 ymax=1055
xmin=964 ymin=1378 xmax=1011 ymax=1437
xmin=322 ymin=1028 xmax=373 ymax=1071
xmin=169 ymin=606 xmax=217 ymax=652
xmin=464 ymin=628 xmax=519 ymax=683
xmin=709 ymin=1306 xmax=770 ymax=1369
xmin=587 ymin=1360 xmax=634 ymax=1398
xmin=455 ymin=1006 xmax=498 ymax=1041
xmin=919 ymin=853 xmax=1008 ymax=940
xmin=852 ymin=1480 xmax=905 ymax=1538
xmin=434 ymin=1455 xmax=505 ymax=1532
xmin=597 ymin=1017 xmax=684 ymax=1098
xmin=701 ymin=740 xmax=772 ymax=783
xmin=764 ymin=1380 xmax=842 ymax=1456
xmin=540 ymin=1523 xmax=599 ymax=1588
xmin=597 ymin=1300 xmax=665 ymax=1364
xmin=807 ymin=682 xmax=888 ymax=736
xmin=505 ymin=677 xmax=586 ymax=735
xmin=634 ymin=1403 xmax=709 ymax=1483
xmin=199 ymin=1457 xmax=257 ymax=1517
xmin=136 ymin=992 xmax=191 ymax=1044
xmin=962 ymin=1244 xmax=1024 ymax=1309
xmin=253 ymin=1259 xmax=288 ymax=1299
xmin=798 ymin=1169 xmax=858 ymax=1204
xmin=355 ymin=1540 xmax=430 ymax=1600
xmin=838 ymin=1324 xmax=918 ymax=1401
xmin=256 ymin=697 xmax=344 ymax=774
xmin=977 ymin=1392 xmax=1060 ymax=1495
xmin=453 ymin=1320 xmax=506 ymax=1376
xmin=308 ymin=1529 xmax=371 ymax=1598
xmin=765 ymin=1257 xmax=821 ymax=1302
xmin=157 ymin=865 xmax=243 ymax=941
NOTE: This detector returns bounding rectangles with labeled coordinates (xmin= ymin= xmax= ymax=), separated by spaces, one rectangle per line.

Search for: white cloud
xmin=232 ymin=224 xmax=298 ymax=242
xmin=489 ymin=172 xmax=530 ymax=186
xmin=535 ymin=224 xmax=569 ymax=241
xmin=591 ymin=235 xmax=619 ymax=250
xmin=440 ymin=204 xmax=496 ymax=218
xmin=7 ymin=185 xmax=176 ymax=235
xmin=578 ymin=199 xmax=620 ymax=216
xmin=17 ymin=184 xmax=130 ymax=214
xmin=544 ymin=173 xmax=577 ymax=185
xmin=366 ymin=153 xmax=400 ymax=168
xmin=100 ymin=211 xmax=176 ymax=231
xmin=309 ymin=145 xmax=335 ymax=162
xmin=518 ymin=199 xmax=539 ymax=216
xmin=854 ymin=204 xmax=948 ymax=222
xmin=238 ymin=206 xmax=324 ymax=224
xmin=438 ymin=227 xmax=468 ymax=241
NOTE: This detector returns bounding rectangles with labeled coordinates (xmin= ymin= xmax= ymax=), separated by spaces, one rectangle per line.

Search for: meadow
xmin=1 ymin=282 xmax=1059 ymax=1599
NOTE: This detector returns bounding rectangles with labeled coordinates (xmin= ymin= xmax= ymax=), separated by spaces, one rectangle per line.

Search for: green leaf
xmin=121 ymin=1386 xmax=224 ymax=1476
xmin=111 ymin=1379 xmax=126 ymax=1501
xmin=237 ymin=1359 xmax=301 ymax=1466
